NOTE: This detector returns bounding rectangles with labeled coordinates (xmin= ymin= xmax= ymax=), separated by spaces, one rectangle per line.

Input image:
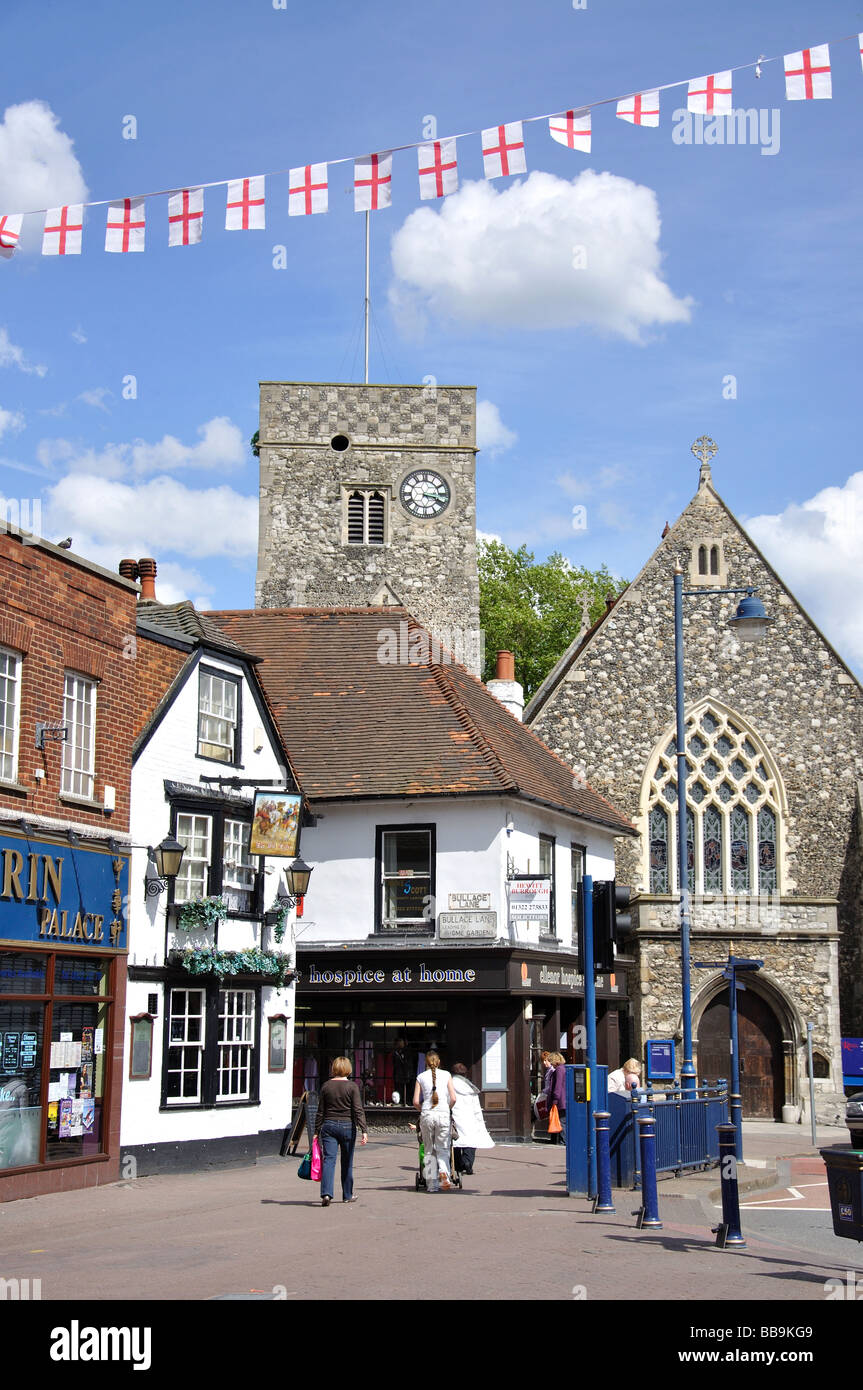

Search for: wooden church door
xmin=697 ymin=989 xmax=785 ymax=1119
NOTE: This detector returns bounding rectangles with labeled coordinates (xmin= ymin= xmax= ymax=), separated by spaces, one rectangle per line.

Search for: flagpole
xmin=364 ymin=210 xmax=370 ymax=384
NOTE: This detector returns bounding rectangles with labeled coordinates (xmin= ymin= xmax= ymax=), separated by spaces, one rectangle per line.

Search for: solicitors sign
xmin=0 ymin=833 xmax=129 ymax=951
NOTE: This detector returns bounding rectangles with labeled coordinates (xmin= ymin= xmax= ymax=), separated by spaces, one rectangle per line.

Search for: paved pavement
xmin=1 ymin=1121 xmax=860 ymax=1306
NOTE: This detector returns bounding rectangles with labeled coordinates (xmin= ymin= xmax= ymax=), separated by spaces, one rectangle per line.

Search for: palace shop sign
xmin=0 ymin=834 xmax=129 ymax=950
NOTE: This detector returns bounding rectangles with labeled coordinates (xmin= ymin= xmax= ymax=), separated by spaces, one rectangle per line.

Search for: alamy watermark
xmin=672 ymin=109 xmax=780 ymax=157
xmin=377 ymin=620 xmax=485 ymax=671
xmin=1 ymin=497 xmax=42 ymax=543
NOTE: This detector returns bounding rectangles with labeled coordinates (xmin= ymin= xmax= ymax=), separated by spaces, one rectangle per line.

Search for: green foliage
xmin=176 ymin=896 xmax=228 ymax=932
xmin=175 ymin=946 xmax=293 ymax=986
xmin=250 ymin=429 xmax=260 ymax=458
xmin=478 ymin=540 xmax=627 ymax=701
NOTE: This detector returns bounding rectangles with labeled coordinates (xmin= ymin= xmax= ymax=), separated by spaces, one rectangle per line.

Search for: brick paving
xmin=1 ymin=1123 xmax=860 ymax=1303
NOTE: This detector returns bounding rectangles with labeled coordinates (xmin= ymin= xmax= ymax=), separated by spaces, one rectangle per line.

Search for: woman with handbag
xmin=314 ymin=1056 xmax=368 ymax=1207
xmin=547 ymin=1052 xmax=567 ymax=1144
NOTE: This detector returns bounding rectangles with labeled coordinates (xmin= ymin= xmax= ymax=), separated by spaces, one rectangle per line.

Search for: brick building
xmin=0 ymin=528 xmax=138 ymax=1200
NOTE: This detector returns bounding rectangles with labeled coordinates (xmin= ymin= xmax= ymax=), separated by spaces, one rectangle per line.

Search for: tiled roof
xmin=136 ymin=600 xmax=253 ymax=658
xmin=206 ymin=607 xmax=635 ymax=835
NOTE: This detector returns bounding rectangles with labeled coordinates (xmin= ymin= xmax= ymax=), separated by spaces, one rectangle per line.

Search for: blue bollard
xmin=713 ymin=1123 xmax=746 ymax=1249
xmin=635 ymin=1114 xmax=662 ymax=1229
xmin=593 ymin=1111 xmax=615 ymax=1214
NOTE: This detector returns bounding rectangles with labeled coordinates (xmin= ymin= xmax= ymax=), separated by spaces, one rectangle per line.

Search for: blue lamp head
xmin=728 ymin=590 xmax=773 ymax=643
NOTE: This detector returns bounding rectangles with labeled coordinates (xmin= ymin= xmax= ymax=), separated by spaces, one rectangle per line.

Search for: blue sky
xmin=1 ymin=0 xmax=862 ymax=670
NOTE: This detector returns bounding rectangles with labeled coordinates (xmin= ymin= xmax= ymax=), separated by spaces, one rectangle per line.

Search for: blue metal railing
xmin=607 ymin=1081 xmax=728 ymax=1188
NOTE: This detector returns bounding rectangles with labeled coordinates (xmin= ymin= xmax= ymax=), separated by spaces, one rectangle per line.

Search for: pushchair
xmin=414 ymin=1122 xmax=462 ymax=1191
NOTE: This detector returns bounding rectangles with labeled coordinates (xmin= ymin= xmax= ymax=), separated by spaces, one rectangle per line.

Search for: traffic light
xmin=592 ymin=880 xmax=632 ymax=974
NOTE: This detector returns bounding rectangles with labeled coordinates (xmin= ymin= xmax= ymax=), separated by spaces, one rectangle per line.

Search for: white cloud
xmin=476 ymin=400 xmax=517 ymax=456
xmin=389 ymin=171 xmax=693 ymax=342
xmin=745 ymin=472 xmax=863 ymax=673
xmin=0 ymin=407 xmax=24 ymax=439
xmin=0 ymin=327 xmax=47 ymax=377
xmin=0 ymin=101 xmax=87 ymax=240
xmin=42 ymin=473 xmax=258 ymax=563
xmin=77 ymin=387 xmax=111 ymax=413
xmin=36 ymin=416 xmax=248 ymax=481
xmin=70 ymin=326 xmax=87 ymax=344
xmin=476 ymin=529 xmax=503 ymax=545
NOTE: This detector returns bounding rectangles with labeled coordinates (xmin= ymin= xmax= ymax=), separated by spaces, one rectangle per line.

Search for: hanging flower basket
xmin=175 ymin=895 xmax=227 ymax=932
xmin=171 ymin=945 xmax=295 ymax=987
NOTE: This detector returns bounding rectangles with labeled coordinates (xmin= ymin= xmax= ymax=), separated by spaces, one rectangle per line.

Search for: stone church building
xmin=527 ymin=446 xmax=862 ymax=1121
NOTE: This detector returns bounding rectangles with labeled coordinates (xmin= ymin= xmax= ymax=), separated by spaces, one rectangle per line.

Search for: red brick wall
xmin=0 ymin=534 xmax=138 ymax=832
xmin=131 ymin=635 xmax=189 ymax=741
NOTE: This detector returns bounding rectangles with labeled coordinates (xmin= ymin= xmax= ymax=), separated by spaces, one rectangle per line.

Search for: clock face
xmin=399 ymin=470 xmax=451 ymax=519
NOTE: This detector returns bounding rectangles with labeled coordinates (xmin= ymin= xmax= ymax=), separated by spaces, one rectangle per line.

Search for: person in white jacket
xmin=450 ymin=1062 xmax=495 ymax=1176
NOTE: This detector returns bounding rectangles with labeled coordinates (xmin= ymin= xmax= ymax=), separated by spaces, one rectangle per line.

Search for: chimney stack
xmin=138 ymin=557 xmax=157 ymax=602
xmin=487 ymin=650 xmax=524 ymax=721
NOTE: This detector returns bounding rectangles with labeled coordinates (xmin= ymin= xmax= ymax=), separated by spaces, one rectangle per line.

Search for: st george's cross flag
xmin=417 ymin=139 xmax=458 ymax=199
xmin=289 ymin=164 xmax=328 ymax=216
xmin=0 ymin=214 xmax=23 ymax=259
xmin=482 ymin=123 xmax=526 ymax=178
xmin=548 ymin=111 xmax=591 ymax=153
xmin=687 ymin=72 xmax=733 ymax=114
xmin=784 ymin=45 xmax=832 ymax=100
xmin=617 ymin=91 xmax=660 ymax=126
xmin=168 ymin=188 xmax=204 ymax=246
xmin=106 ymin=198 xmax=146 ymax=252
xmin=354 ymin=152 xmax=393 ymax=211
xmin=225 ymin=177 xmax=266 ymax=229
xmin=42 ymin=206 xmax=84 ymax=255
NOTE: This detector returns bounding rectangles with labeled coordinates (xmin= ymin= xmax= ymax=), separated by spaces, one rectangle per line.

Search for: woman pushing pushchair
xmin=413 ymin=1051 xmax=457 ymax=1192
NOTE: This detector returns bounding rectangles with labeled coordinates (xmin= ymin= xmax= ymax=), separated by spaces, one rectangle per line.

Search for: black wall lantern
xmin=144 ymin=834 xmax=186 ymax=900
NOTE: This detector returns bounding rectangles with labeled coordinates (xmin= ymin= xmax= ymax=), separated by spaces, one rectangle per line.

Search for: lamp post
xmin=671 ymin=542 xmax=773 ymax=1095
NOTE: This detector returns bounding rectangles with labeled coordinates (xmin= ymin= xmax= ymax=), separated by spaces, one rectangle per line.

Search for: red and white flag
xmin=168 ymin=187 xmax=203 ymax=246
xmin=289 ymin=164 xmax=328 ymax=216
xmin=482 ymin=123 xmax=526 ymax=178
xmin=106 ymin=198 xmax=145 ymax=252
xmin=417 ymin=139 xmax=458 ymax=199
xmin=784 ymin=45 xmax=831 ymax=100
xmin=617 ymin=91 xmax=660 ymax=126
xmin=859 ymin=33 xmax=863 ymax=71
xmin=0 ymin=214 xmax=23 ymax=259
xmin=354 ymin=152 xmax=392 ymax=211
xmin=549 ymin=111 xmax=591 ymax=153
xmin=43 ymin=205 xmax=84 ymax=256
xmin=687 ymin=71 xmax=733 ymax=114
xmin=225 ymin=176 xmax=266 ymax=229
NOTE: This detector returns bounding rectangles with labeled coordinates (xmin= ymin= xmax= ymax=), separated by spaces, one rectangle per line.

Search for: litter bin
xmin=821 ymin=1146 xmax=863 ymax=1242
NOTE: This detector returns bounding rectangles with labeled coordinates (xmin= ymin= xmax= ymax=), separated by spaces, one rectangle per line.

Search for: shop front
xmin=0 ymin=830 xmax=129 ymax=1200
xmin=295 ymin=945 xmax=627 ymax=1139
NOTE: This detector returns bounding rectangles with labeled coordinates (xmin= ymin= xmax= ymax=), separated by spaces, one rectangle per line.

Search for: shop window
xmin=61 ymin=671 xmax=96 ymax=799
xmin=0 ymin=951 xmax=114 ymax=1174
xmin=293 ymin=1005 xmax=446 ymax=1106
xmin=0 ymin=646 xmax=21 ymax=783
xmin=164 ymin=985 xmax=259 ymax=1108
xmin=197 ymin=669 xmax=240 ymax=764
xmin=377 ymin=825 xmax=435 ymax=932
xmin=172 ymin=808 xmax=261 ymax=918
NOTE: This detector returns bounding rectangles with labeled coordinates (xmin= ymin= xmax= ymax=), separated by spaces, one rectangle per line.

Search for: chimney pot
xmin=495 ymin=650 xmax=515 ymax=682
xmin=138 ymin=557 xmax=157 ymax=602
xmin=119 ymin=559 xmax=138 ymax=581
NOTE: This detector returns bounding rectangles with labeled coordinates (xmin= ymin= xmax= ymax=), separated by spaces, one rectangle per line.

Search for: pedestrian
xmin=608 ymin=1058 xmax=643 ymax=1096
xmin=451 ymin=1062 xmax=494 ymax=1176
xmin=315 ymin=1056 xmax=368 ymax=1207
xmin=413 ymin=1050 xmax=457 ymax=1192
xmin=547 ymin=1051 xmax=567 ymax=1144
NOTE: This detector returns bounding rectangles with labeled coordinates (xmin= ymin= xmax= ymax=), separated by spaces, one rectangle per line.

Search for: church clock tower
xmin=255 ymin=382 xmax=481 ymax=671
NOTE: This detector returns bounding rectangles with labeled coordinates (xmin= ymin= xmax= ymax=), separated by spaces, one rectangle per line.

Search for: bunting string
xmin=0 ymin=31 xmax=860 ymax=257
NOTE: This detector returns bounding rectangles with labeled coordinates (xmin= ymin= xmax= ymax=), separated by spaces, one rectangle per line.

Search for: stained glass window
xmin=685 ymin=807 xmax=695 ymax=893
xmin=730 ymin=806 xmax=750 ymax=893
xmin=758 ymin=807 xmax=777 ymax=894
xmin=703 ymin=805 xmax=723 ymax=892
xmin=701 ymin=712 xmax=719 ymax=734
xmin=650 ymin=807 xmax=669 ymax=894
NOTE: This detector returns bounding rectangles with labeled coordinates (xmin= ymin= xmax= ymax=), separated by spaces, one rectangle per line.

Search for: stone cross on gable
xmin=691 ymin=435 xmax=718 ymax=487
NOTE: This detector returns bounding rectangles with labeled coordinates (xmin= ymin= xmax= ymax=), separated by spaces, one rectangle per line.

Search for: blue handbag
xmin=297 ymin=1151 xmax=312 ymax=1180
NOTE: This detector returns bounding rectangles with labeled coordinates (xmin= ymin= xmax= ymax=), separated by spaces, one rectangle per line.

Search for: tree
xmin=478 ymin=539 xmax=627 ymax=700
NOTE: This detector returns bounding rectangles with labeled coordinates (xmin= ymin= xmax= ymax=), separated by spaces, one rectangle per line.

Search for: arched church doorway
xmin=697 ymin=988 xmax=785 ymax=1119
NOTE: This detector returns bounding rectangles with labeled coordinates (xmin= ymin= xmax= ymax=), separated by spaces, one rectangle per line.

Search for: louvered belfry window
xmin=346 ymin=489 xmax=387 ymax=546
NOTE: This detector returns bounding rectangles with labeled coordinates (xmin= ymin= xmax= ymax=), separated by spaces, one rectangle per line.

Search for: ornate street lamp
xmin=144 ymin=835 xmax=186 ymax=900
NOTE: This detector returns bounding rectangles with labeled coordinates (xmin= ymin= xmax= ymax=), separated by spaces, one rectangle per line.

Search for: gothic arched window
xmin=644 ymin=703 xmax=782 ymax=897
